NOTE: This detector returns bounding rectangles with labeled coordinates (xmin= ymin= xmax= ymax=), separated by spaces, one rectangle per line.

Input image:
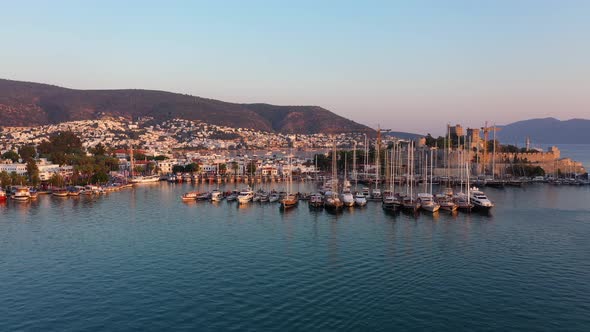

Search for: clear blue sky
xmin=2 ymin=0 xmax=589 ymax=134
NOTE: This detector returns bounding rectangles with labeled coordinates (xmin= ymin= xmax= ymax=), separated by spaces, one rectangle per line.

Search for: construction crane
xmin=481 ymin=122 xmax=502 ymax=176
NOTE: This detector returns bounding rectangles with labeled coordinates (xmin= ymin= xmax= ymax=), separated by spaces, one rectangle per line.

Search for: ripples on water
xmin=1 ymin=183 xmax=589 ymax=331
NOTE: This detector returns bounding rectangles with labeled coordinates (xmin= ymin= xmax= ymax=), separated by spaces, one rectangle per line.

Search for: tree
xmin=230 ymin=161 xmax=239 ymax=175
xmin=49 ymin=173 xmax=65 ymax=187
xmin=172 ymin=165 xmax=185 ymax=174
xmin=91 ymin=171 xmax=109 ymax=184
xmin=185 ymin=163 xmax=200 ymax=174
xmin=50 ymin=131 xmax=83 ymax=154
xmin=313 ymin=153 xmax=330 ymax=172
xmin=246 ymin=161 xmax=257 ymax=174
xmin=0 ymin=171 xmax=10 ymax=187
xmin=9 ymin=171 xmax=27 ymax=186
xmin=146 ymin=162 xmax=156 ymax=174
xmin=2 ymin=150 xmax=19 ymax=163
xmin=26 ymin=159 xmax=40 ymax=186
xmin=218 ymin=163 xmax=227 ymax=174
xmin=133 ymin=165 xmax=144 ymax=175
xmin=90 ymin=143 xmax=107 ymax=156
xmin=37 ymin=131 xmax=84 ymax=162
xmin=18 ymin=145 xmax=36 ymax=162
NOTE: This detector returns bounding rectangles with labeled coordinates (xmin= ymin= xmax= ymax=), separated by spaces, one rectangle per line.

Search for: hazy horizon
xmin=2 ymin=1 xmax=589 ymax=135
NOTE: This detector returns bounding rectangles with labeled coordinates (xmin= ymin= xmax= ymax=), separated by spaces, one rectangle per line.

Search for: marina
xmin=1 ymin=181 xmax=589 ymax=330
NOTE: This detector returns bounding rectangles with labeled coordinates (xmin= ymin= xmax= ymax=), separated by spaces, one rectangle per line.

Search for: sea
xmin=1 ymin=181 xmax=589 ymax=331
xmin=0 ymin=144 xmax=589 ymax=331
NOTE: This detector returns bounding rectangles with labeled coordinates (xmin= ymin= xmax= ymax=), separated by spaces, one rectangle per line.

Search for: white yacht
xmin=469 ymin=187 xmax=494 ymax=211
xmin=417 ymin=193 xmax=440 ymax=213
xmin=371 ymin=188 xmax=382 ymax=200
xmin=269 ymin=192 xmax=280 ymax=203
xmin=382 ymin=193 xmax=400 ymax=211
xmin=237 ymin=188 xmax=254 ymax=204
xmin=259 ymin=192 xmax=270 ymax=202
xmin=211 ymin=190 xmax=223 ymax=202
xmin=12 ymin=186 xmax=31 ymax=201
xmin=354 ymin=193 xmax=367 ymax=207
xmin=340 ymin=188 xmax=355 ymax=207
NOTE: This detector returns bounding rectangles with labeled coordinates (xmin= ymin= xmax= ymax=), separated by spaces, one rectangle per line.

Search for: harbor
xmin=2 ymin=180 xmax=589 ymax=331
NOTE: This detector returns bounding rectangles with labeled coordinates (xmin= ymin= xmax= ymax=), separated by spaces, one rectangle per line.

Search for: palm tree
xmin=231 ymin=161 xmax=239 ymax=176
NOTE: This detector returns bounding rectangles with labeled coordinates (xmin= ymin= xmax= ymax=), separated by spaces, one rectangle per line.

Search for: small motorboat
xmin=12 ymin=186 xmax=31 ymax=201
xmin=269 ymin=192 xmax=280 ymax=203
xmin=309 ymin=193 xmax=324 ymax=208
xmin=354 ymin=193 xmax=367 ymax=207
xmin=181 ymin=192 xmax=198 ymax=201
xmin=197 ymin=192 xmax=211 ymax=201
xmin=211 ymin=190 xmax=223 ymax=202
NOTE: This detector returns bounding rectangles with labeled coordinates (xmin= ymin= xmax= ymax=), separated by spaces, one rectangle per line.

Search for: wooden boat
xmin=68 ymin=188 xmax=81 ymax=196
xmin=324 ymin=192 xmax=343 ymax=210
xmin=280 ymin=193 xmax=298 ymax=209
xmin=52 ymin=188 xmax=69 ymax=197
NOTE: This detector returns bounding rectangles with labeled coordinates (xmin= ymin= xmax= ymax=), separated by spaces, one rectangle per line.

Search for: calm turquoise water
xmin=1 ymin=182 xmax=590 ymax=331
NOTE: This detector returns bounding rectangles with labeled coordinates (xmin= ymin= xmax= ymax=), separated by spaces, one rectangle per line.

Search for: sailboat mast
xmin=391 ymin=143 xmax=395 ymax=193
xmin=492 ymin=123 xmax=496 ymax=179
xmin=353 ymin=141 xmax=357 ymax=190
xmin=426 ymin=151 xmax=429 ymax=194
xmin=332 ymin=137 xmax=337 ymax=193
xmin=410 ymin=142 xmax=414 ymax=198
xmin=467 ymin=153 xmax=471 ymax=204
xmin=430 ymin=148 xmax=434 ymax=194
xmin=344 ymin=151 xmax=348 ymax=185
xmin=129 ymin=145 xmax=134 ymax=180
xmin=364 ymin=134 xmax=368 ymax=181
xmin=406 ymin=142 xmax=410 ymax=195
xmin=376 ymin=126 xmax=381 ymax=190
xmin=315 ymin=154 xmax=318 ymax=182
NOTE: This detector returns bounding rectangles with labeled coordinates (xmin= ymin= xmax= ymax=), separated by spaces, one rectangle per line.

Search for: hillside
xmin=498 ymin=118 xmax=590 ymax=144
xmin=0 ymin=79 xmax=373 ymax=135
xmin=383 ymin=131 xmax=423 ymax=140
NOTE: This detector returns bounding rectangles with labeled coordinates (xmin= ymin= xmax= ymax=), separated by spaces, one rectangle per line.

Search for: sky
xmin=1 ymin=0 xmax=589 ymax=135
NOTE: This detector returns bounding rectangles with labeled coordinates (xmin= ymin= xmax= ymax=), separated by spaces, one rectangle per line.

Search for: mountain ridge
xmin=0 ymin=78 xmax=374 ymax=135
xmin=498 ymin=117 xmax=590 ymax=144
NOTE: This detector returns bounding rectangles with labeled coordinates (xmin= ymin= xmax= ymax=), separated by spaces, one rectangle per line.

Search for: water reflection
xmin=1 ymin=181 xmax=589 ymax=332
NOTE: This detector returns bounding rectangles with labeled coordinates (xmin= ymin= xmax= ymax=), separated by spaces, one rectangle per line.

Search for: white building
xmin=0 ymin=163 xmax=27 ymax=175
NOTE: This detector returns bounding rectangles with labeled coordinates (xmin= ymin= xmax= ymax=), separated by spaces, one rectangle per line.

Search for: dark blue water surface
xmin=1 ymin=182 xmax=589 ymax=331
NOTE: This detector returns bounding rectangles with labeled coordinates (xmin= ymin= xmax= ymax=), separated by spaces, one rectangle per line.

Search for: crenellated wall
xmin=436 ymin=146 xmax=586 ymax=176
